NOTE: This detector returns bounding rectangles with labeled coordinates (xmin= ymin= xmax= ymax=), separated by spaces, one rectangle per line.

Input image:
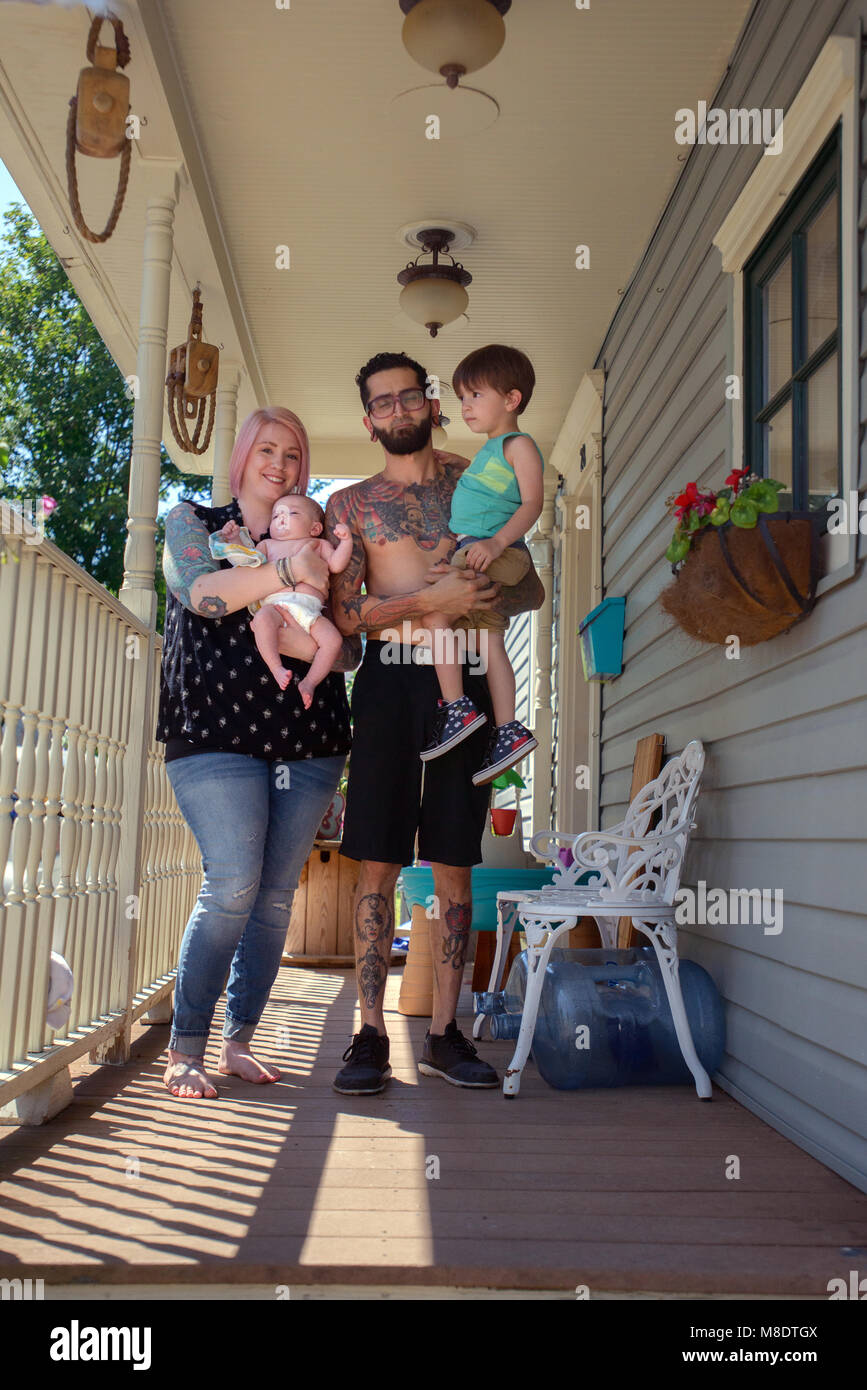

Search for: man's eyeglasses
xmin=366 ymin=388 xmax=427 ymax=419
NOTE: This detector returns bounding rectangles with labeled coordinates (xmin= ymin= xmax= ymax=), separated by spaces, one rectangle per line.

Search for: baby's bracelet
xmin=275 ymin=556 xmax=296 ymax=589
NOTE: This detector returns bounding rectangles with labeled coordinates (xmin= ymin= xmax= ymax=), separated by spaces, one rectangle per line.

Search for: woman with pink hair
xmin=157 ymin=408 xmax=358 ymax=1099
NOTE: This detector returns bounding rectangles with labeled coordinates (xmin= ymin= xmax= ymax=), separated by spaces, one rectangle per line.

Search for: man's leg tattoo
xmin=441 ymin=898 xmax=472 ymax=972
xmin=355 ymin=891 xmax=393 ymax=1008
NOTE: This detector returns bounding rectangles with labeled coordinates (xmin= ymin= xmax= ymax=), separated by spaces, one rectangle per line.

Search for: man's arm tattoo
xmin=163 ymin=503 xmax=225 ymax=616
xmin=441 ymin=898 xmax=472 ymax=972
xmin=354 ymin=891 xmax=393 ymax=1008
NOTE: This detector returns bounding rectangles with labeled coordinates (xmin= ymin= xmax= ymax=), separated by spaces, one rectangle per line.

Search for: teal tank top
xmin=448 ymin=431 xmax=543 ymax=538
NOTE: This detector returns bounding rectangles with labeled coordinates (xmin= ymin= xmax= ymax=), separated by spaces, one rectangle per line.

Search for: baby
xmin=217 ymin=494 xmax=352 ymax=707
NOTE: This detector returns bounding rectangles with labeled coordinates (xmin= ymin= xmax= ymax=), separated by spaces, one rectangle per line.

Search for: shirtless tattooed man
xmin=326 ymin=351 xmax=544 ymax=1094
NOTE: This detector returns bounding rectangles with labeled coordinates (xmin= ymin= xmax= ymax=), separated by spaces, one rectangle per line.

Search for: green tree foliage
xmin=0 ymin=204 xmax=208 ymax=630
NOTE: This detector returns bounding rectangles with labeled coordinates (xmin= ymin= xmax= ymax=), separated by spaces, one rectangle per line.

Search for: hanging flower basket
xmin=661 ymin=511 xmax=821 ymax=646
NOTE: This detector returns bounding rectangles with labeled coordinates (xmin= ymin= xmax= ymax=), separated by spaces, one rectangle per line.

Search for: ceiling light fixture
xmin=399 ymin=0 xmax=511 ymax=90
xmin=397 ymin=227 xmax=473 ymax=337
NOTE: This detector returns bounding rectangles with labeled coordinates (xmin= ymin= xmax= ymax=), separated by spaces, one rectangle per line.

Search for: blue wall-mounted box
xmin=579 ymin=596 xmax=626 ymax=681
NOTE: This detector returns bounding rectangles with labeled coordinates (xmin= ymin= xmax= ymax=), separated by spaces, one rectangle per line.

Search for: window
xmin=744 ymin=126 xmax=841 ymax=512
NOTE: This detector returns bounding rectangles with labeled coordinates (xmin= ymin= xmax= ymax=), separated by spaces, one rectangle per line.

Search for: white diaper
xmin=261 ymin=589 xmax=324 ymax=634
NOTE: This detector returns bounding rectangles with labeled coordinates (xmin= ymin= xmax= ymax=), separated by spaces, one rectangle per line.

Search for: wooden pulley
xmin=165 ymin=288 xmax=219 ymax=455
xmin=75 ymin=42 xmax=130 ymax=157
xmin=184 ymin=334 xmax=220 ymax=400
xmin=65 ymin=13 xmax=132 ymax=243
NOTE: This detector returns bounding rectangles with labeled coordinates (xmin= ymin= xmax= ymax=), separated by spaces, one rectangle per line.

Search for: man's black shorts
xmin=340 ymin=639 xmax=493 ymax=868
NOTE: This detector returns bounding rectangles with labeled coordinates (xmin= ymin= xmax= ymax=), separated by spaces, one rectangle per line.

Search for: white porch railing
xmin=0 ymin=504 xmax=199 ymax=1122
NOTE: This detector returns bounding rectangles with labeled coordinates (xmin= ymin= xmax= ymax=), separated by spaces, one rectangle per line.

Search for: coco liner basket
xmin=661 ymin=511 xmax=821 ymax=646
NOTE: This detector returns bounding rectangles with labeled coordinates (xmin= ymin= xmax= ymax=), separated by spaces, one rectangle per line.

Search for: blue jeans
xmin=165 ymin=752 xmax=345 ymax=1055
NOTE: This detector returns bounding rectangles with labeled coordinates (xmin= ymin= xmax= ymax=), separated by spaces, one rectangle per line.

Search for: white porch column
xmin=99 ymin=163 xmax=179 ymax=1067
xmin=119 ymin=161 xmax=180 ymax=629
xmin=211 ymin=362 xmax=241 ymax=506
xmin=528 ymin=467 xmax=559 ymax=831
xmin=554 ymin=444 xmax=603 ymax=834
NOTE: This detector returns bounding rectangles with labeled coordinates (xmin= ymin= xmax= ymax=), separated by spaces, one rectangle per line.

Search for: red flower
xmin=40 ymin=496 xmax=57 ymax=515
xmin=725 ymin=467 xmax=750 ymax=493
xmin=673 ymin=481 xmax=701 ymax=516
xmin=673 ymin=481 xmax=716 ymax=519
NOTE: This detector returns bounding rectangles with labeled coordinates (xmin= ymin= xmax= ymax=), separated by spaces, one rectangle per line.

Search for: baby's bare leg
xmin=296 ymin=614 xmax=344 ymax=709
xmin=250 ymin=606 xmax=292 ymax=689
xmin=426 ymin=610 xmax=464 ymax=703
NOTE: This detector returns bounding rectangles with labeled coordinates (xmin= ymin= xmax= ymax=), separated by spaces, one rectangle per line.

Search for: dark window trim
xmin=743 ymin=123 xmax=842 ymax=511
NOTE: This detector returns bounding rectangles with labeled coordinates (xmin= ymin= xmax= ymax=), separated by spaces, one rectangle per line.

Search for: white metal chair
xmin=473 ymin=848 xmax=604 ymax=1041
xmin=484 ymin=741 xmax=709 ymax=1100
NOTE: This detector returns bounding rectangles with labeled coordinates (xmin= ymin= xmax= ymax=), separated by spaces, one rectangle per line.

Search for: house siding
xmin=592 ymin=0 xmax=867 ymax=1190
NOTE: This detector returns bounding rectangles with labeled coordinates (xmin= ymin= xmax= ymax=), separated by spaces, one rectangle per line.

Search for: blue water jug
xmin=492 ymin=947 xmax=724 ymax=1089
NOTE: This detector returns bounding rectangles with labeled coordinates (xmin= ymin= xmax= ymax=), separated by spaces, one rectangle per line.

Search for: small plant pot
xmin=661 ymin=512 xmax=821 ymax=647
xmin=490 ymin=807 xmax=518 ymax=836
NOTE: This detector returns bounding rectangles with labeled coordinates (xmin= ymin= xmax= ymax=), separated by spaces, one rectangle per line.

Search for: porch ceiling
xmin=1 ymin=0 xmax=752 ymax=477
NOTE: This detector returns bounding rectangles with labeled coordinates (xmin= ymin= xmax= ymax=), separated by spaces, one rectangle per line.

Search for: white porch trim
xmin=548 ymin=371 xmax=605 ymax=833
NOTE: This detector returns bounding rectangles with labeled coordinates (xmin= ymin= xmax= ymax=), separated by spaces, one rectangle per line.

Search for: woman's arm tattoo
xmin=163 ymin=503 xmax=225 ymax=615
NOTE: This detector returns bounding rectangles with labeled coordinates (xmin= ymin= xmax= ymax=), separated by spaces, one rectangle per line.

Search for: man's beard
xmin=371 ymin=413 xmax=432 ymax=455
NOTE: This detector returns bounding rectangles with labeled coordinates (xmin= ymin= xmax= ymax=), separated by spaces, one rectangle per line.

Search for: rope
xmin=87 ymin=13 xmax=131 ymax=68
xmin=166 ymin=376 xmax=216 ymax=455
xmin=66 ymin=98 xmax=131 ymax=244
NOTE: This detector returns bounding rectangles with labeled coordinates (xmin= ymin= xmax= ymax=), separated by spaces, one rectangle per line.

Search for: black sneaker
xmin=418 ymin=1020 xmax=499 ymax=1088
xmin=472 ymin=720 xmax=538 ymax=785
xmin=332 ymin=1024 xmax=392 ymax=1095
xmin=420 ymin=695 xmax=487 ymax=762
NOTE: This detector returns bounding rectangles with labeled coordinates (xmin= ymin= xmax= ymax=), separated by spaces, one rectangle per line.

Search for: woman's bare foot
xmin=164 ymin=1050 xmax=218 ymax=1100
xmin=218 ymin=1040 xmax=281 ymax=1083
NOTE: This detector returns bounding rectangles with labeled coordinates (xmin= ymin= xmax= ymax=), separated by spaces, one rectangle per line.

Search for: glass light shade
xmin=399 ymin=276 xmax=469 ymax=332
xmin=402 ymin=0 xmax=506 ymax=79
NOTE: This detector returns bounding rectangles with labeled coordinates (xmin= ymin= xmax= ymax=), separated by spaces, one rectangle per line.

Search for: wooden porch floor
xmin=1 ymin=965 xmax=865 ymax=1297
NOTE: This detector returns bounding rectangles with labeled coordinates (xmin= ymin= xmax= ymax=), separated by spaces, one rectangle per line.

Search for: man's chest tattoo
xmin=355 ymin=476 xmax=455 ymax=551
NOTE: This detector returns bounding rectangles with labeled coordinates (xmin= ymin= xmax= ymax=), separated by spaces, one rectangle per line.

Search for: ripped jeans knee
xmin=249 ymin=881 xmax=297 ymax=932
xmin=199 ymin=871 xmax=262 ymax=915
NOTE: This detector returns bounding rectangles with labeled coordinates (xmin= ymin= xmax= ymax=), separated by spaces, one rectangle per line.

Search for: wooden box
xmin=283 ymin=839 xmax=361 ymax=966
